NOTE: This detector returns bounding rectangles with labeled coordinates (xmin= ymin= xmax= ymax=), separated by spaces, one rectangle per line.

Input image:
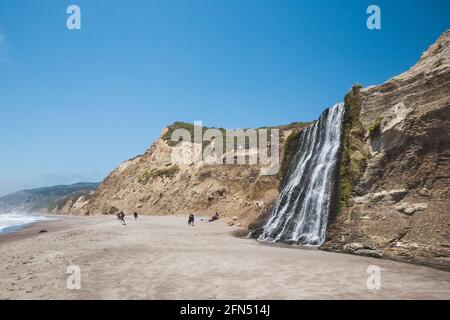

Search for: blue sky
xmin=0 ymin=0 xmax=449 ymax=196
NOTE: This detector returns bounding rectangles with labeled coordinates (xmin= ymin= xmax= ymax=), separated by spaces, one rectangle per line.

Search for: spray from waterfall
xmin=258 ymin=103 xmax=345 ymax=246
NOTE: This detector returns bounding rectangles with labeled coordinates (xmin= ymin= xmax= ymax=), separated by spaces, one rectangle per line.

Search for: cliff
xmin=75 ymin=123 xmax=309 ymax=226
xmin=322 ymin=30 xmax=450 ymax=270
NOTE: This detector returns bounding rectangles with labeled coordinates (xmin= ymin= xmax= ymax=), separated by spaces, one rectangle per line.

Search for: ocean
xmin=0 ymin=212 xmax=58 ymax=234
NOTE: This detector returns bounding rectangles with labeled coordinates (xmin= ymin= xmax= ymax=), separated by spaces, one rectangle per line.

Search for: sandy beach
xmin=0 ymin=215 xmax=449 ymax=300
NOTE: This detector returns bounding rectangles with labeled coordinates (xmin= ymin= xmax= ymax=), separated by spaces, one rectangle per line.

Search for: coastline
xmin=0 ymin=214 xmax=110 ymax=244
xmin=0 ymin=217 xmax=70 ymax=244
xmin=1 ymin=215 xmax=449 ymax=300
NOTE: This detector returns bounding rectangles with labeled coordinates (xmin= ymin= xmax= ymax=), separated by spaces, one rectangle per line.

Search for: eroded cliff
xmin=322 ymin=30 xmax=450 ymax=270
xmin=70 ymin=123 xmax=309 ymax=227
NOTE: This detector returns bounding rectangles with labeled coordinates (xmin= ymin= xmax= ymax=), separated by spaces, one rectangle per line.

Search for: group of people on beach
xmin=187 ymin=211 xmax=220 ymax=226
xmin=114 ymin=210 xmax=219 ymax=227
xmin=117 ymin=211 xmax=138 ymax=225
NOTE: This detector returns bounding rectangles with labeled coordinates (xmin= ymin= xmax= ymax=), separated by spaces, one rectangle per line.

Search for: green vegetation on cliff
xmin=283 ymin=130 xmax=302 ymax=161
xmin=337 ymin=85 xmax=370 ymax=208
xmin=138 ymin=165 xmax=180 ymax=184
xmin=163 ymin=122 xmax=217 ymax=148
xmin=278 ymin=129 xmax=303 ymax=184
xmin=368 ymin=117 xmax=383 ymax=138
xmin=163 ymin=121 xmax=311 ymax=155
xmin=259 ymin=121 xmax=312 ymax=131
xmin=163 ymin=121 xmax=312 ymax=187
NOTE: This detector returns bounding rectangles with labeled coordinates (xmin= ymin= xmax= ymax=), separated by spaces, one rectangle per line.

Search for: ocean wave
xmin=0 ymin=212 xmax=58 ymax=234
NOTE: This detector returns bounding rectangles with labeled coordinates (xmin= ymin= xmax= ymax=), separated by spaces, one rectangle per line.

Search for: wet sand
xmin=0 ymin=215 xmax=449 ymax=299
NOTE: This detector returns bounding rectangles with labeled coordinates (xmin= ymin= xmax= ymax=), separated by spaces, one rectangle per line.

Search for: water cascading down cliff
xmin=259 ymin=103 xmax=345 ymax=246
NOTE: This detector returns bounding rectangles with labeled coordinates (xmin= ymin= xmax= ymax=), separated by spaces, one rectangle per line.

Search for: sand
xmin=0 ymin=215 xmax=449 ymax=300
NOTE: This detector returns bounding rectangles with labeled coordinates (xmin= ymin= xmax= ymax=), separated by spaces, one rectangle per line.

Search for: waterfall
xmin=258 ymin=103 xmax=345 ymax=246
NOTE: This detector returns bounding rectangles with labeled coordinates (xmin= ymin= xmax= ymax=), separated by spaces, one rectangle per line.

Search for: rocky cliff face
xmin=72 ymin=123 xmax=308 ymax=227
xmin=47 ymin=190 xmax=94 ymax=215
xmin=322 ymin=30 xmax=450 ymax=270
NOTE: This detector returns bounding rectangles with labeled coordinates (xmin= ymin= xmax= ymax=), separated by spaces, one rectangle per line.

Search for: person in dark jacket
xmin=188 ymin=213 xmax=195 ymax=226
xmin=118 ymin=211 xmax=126 ymax=225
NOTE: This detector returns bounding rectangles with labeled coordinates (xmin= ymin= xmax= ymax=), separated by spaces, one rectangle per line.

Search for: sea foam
xmin=0 ymin=212 xmax=57 ymax=234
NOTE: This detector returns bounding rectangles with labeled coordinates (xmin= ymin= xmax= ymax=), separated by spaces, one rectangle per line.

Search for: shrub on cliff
xmin=138 ymin=165 xmax=180 ymax=184
xmin=368 ymin=117 xmax=383 ymax=138
xmin=278 ymin=130 xmax=302 ymax=186
xmin=337 ymin=84 xmax=370 ymax=209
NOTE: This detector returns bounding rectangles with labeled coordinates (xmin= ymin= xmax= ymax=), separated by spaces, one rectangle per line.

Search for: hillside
xmin=0 ymin=182 xmax=100 ymax=214
xmin=81 ymin=122 xmax=310 ymax=226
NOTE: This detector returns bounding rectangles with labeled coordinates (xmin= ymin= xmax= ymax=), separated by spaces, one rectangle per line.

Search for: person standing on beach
xmin=134 ymin=212 xmax=138 ymax=221
xmin=118 ymin=211 xmax=126 ymax=225
xmin=188 ymin=213 xmax=195 ymax=226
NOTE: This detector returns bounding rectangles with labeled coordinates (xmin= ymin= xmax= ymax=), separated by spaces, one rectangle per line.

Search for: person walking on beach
xmin=118 ymin=211 xmax=126 ymax=225
xmin=134 ymin=212 xmax=138 ymax=221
